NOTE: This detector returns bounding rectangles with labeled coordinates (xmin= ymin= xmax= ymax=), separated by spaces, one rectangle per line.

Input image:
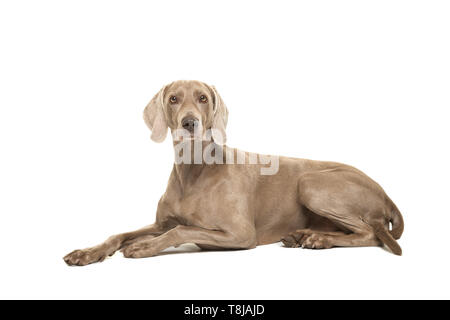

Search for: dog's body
xmin=64 ymin=80 xmax=403 ymax=266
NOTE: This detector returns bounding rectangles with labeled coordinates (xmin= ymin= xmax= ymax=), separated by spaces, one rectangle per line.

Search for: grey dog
xmin=64 ymin=80 xmax=404 ymax=266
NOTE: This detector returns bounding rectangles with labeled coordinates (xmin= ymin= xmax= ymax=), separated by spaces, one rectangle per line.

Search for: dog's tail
xmin=369 ymin=200 xmax=404 ymax=256
xmin=389 ymin=201 xmax=404 ymax=240
xmin=372 ymin=222 xmax=402 ymax=256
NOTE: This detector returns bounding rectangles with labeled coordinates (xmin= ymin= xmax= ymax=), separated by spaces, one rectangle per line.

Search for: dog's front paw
xmin=63 ymin=247 xmax=108 ymax=266
xmin=121 ymin=242 xmax=156 ymax=259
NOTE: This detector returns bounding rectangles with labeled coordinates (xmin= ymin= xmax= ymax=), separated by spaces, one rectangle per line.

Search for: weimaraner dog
xmin=64 ymin=80 xmax=404 ymax=266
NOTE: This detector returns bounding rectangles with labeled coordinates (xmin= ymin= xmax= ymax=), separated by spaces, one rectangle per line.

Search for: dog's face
xmin=143 ymin=80 xmax=228 ymax=144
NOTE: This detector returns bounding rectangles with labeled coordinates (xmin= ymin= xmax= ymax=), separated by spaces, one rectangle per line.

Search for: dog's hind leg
xmin=281 ymin=168 xmax=402 ymax=255
xmin=282 ymin=229 xmax=380 ymax=249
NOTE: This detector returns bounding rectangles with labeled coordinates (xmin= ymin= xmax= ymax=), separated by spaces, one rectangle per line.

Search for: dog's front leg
xmin=64 ymin=223 xmax=166 ymax=266
xmin=122 ymin=225 xmax=257 ymax=259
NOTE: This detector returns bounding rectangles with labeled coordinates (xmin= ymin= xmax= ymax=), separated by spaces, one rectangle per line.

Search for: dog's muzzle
xmin=181 ymin=116 xmax=199 ymax=133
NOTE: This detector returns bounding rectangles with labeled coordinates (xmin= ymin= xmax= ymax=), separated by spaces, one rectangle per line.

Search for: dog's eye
xmin=169 ymin=96 xmax=177 ymax=103
xmin=199 ymin=95 xmax=207 ymax=103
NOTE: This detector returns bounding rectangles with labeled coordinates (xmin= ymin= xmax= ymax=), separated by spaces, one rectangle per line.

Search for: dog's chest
xmin=164 ymin=166 xmax=238 ymax=229
xmin=167 ymin=191 xmax=220 ymax=229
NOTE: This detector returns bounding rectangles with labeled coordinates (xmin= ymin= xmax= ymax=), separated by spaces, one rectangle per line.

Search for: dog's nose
xmin=181 ymin=117 xmax=199 ymax=133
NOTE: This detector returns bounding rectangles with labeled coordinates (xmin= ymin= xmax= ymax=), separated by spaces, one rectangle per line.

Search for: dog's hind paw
xmin=281 ymin=229 xmax=332 ymax=249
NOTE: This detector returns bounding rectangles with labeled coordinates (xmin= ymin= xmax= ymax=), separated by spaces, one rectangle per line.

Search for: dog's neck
xmin=172 ymin=140 xmax=226 ymax=190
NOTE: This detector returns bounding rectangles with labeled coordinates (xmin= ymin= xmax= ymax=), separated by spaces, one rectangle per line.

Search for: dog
xmin=64 ymin=80 xmax=404 ymax=266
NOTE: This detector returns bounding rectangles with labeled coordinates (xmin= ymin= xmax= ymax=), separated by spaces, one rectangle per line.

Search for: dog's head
xmin=143 ymin=80 xmax=228 ymax=145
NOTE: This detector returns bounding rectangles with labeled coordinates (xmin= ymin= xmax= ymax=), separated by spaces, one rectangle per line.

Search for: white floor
xmin=2 ymin=232 xmax=448 ymax=299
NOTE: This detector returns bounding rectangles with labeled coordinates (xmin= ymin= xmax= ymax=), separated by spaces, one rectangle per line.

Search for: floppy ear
xmin=210 ymin=85 xmax=229 ymax=145
xmin=143 ymin=85 xmax=168 ymax=143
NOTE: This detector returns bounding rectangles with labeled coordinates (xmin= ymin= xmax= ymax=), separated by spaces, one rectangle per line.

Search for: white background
xmin=1 ymin=0 xmax=449 ymax=299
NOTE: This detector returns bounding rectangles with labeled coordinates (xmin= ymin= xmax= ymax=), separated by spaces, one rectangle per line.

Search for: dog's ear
xmin=210 ymin=85 xmax=229 ymax=145
xmin=143 ymin=85 xmax=168 ymax=143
